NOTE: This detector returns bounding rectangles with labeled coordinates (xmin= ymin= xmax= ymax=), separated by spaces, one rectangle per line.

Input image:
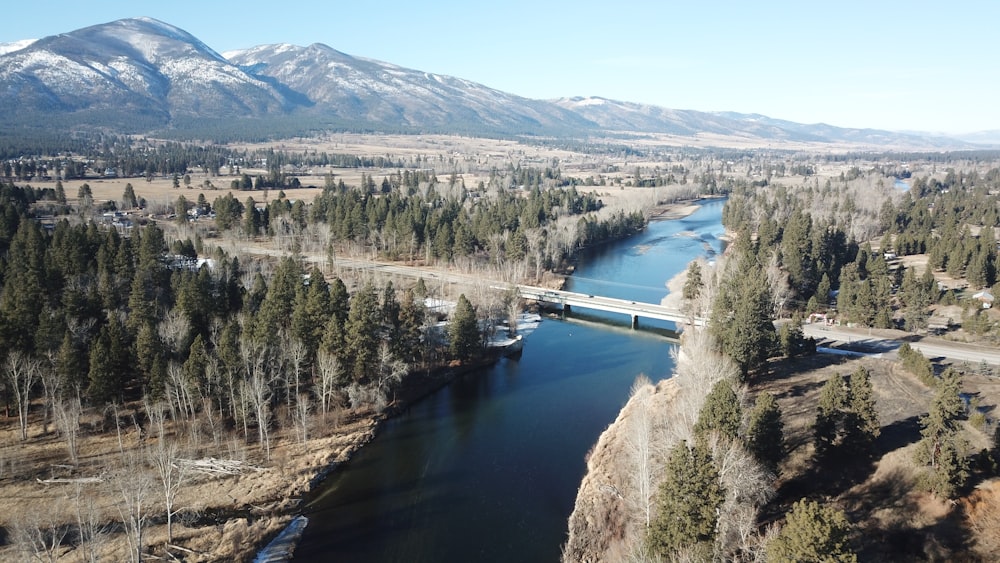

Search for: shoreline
xmin=258 ymin=199 xmax=712 ymax=558
xmin=250 ymin=353 xmax=507 ymax=560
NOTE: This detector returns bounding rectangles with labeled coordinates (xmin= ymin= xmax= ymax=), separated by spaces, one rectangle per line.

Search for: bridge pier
xmin=563 ymin=304 xmax=571 ymax=314
xmin=631 ymin=315 xmax=638 ymax=329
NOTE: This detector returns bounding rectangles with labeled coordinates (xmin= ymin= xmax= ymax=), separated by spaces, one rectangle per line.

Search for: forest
xmin=3 ymin=132 xmax=1000 ymax=560
xmin=564 ymin=155 xmax=1000 ymax=562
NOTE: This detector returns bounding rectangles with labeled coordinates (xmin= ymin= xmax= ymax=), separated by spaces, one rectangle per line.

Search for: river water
xmin=293 ymin=198 xmax=727 ymax=562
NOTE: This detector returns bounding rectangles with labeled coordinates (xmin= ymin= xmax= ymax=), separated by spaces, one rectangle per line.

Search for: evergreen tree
xmin=396 ymin=288 xmax=425 ymax=365
xmin=345 ymin=283 xmax=382 ymax=382
xmin=682 ymin=260 xmax=703 ymax=301
xmin=122 ymin=183 xmax=138 ymax=210
xmin=291 ymin=267 xmax=331 ymax=357
xmin=915 ymin=368 xmax=968 ymax=497
xmin=254 ymin=256 xmax=301 ymax=341
xmin=711 ymin=243 xmax=776 ymax=379
xmin=87 ymin=319 xmax=132 ymax=405
xmin=814 ymin=375 xmax=849 ymax=458
xmin=767 ymin=499 xmax=857 ymax=562
xmin=448 ymin=294 xmax=479 ymax=361
xmin=844 ymin=366 xmax=880 ymax=450
xmin=694 ymin=379 xmax=742 ymax=441
xmin=815 ymin=273 xmax=832 ymax=309
xmin=647 ymin=441 xmax=724 ymax=558
xmin=748 ymin=392 xmax=784 ymax=472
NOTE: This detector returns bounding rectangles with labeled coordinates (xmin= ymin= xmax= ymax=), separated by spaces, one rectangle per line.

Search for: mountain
xmin=553 ymin=97 xmax=962 ymax=148
xmin=0 ymin=18 xmax=978 ymax=148
xmin=223 ymin=43 xmax=594 ymax=135
xmin=0 ymin=39 xmax=35 ymax=56
xmin=0 ymin=17 xmax=294 ymax=128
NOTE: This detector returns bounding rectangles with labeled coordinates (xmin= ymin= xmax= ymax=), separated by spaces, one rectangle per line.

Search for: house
xmin=972 ymin=290 xmax=994 ymax=309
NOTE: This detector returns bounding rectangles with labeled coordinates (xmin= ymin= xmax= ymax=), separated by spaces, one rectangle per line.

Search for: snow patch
xmin=0 ymin=39 xmax=35 ymax=56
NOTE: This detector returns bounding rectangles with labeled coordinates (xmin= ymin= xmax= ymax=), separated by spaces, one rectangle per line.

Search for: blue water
xmin=894 ymin=178 xmax=910 ymax=191
xmin=293 ymin=199 xmax=726 ymax=562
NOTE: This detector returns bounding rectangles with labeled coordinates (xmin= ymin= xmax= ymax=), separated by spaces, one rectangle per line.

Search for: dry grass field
xmin=755 ymin=353 xmax=1000 ymax=561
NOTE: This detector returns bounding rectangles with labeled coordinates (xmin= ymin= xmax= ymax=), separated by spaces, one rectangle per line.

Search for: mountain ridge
xmin=0 ymin=17 xmax=981 ymax=148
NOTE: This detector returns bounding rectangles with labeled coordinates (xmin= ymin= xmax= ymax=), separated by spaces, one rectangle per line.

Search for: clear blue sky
xmin=2 ymin=0 xmax=997 ymax=134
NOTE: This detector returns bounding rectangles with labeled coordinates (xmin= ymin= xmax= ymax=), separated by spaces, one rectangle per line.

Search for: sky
xmin=2 ymin=0 xmax=997 ymax=134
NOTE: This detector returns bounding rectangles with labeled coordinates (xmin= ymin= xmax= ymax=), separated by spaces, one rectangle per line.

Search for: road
xmin=802 ymin=322 xmax=1000 ymax=365
xmin=234 ymin=243 xmax=1000 ymax=365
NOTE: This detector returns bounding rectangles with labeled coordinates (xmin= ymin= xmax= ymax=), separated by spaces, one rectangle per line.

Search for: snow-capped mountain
xmin=0 ymin=39 xmax=35 ymax=56
xmin=0 ymin=18 xmax=293 ymax=125
xmin=224 ymin=42 xmax=593 ymax=133
xmin=0 ymin=18 xmax=976 ymax=147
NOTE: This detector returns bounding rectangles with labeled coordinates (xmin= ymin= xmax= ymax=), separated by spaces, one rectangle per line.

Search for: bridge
xmin=514 ymin=285 xmax=706 ymax=328
xmin=233 ymin=243 xmax=704 ymax=329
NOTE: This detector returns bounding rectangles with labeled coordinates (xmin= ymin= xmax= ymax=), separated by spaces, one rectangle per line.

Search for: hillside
xmin=0 ymin=17 xmax=977 ymax=147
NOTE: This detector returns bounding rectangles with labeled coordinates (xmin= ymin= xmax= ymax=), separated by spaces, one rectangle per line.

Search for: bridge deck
xmin=515 ymin=285 xmax=705 ymax=327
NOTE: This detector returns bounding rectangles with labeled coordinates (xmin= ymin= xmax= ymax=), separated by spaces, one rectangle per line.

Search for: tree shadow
xmin=875 ymin=415 xmax=924 ymax=457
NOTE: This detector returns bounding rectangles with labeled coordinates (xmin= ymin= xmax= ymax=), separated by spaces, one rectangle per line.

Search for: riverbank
xmin=0 ymin=352 xmax=511 ymax=562
xmin=563 ymin=378 xmax=681 ymax=562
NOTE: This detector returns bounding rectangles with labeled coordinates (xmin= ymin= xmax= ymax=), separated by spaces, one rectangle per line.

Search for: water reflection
xmin=294 ymin=199 xmax=725 ymax=562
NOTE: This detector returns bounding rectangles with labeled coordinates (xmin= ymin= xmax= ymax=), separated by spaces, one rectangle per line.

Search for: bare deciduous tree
xmin=148 ymin=439 xmax=190 ymax=544
xmin=108 ymin=451 xmax=154 ymax=563
xmin=315 ymin=348 xmax=343 ymax=422
xmin=9 ymin=502 xmax=68 ymax=563
xmin=5 ymin=351 xmax=42 ymax=441
xmin=72 ymin=482 xmax=108 ymax=563
xmin=375 ymin=342 xmax=408 ymax=409
xmin=53 ymin=394 xmax=82 ymax=464
xmin=240 ymin=336 xmax=275 ymax=459
xmin=295 ymin=393 xmax=312 ymax=444
xmin=623 ymin=375 xmax=657 ymax=529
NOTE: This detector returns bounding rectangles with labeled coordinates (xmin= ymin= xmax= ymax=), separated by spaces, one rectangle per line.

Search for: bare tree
xmin=708 ymin=434 xmax=774 ymax=559
xmin=239 ymin=333 xmax=275 ymax=456
xmin=623 ymin=375 xmax=657 ymax=529
xmin=72 ymin=482 xmax=108 ymax=563
xmin=375 ymin=342 xmax=408 ymax=409
xmin=166 ymin=361 xmax=196 ymax=422
xmin=9 ymin=503 xmax=68 ymax=562
xmin=295 ymin=393 xmax=312 ymax=444
xmin=39 ymin=354 xmax=61 ymax=436
xmin=525 ymin=229 xmax=546 ymax=283
xmin=158 ymin=309 xmax=191 ymax=357
xmin=108 ymin=451 xmax=154 ymax=563
xmin=53 ymin=395 xmax=82 ymax=464
xmin=5 ymin=351 xmax=41 ymax=441
xmin=148 ymin=439 xmax=190 ymax=544
xmin=315 ymin=348 xmax=343 ymax=422
xmin=284 ymin=337 xmax=309 ymax=424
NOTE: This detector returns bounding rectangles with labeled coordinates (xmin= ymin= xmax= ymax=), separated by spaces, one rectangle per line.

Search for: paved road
xmin=802 ymin=323 xmax=1000 ymax=365
xmin=237 ymin=244 xmax=1000 ymax=365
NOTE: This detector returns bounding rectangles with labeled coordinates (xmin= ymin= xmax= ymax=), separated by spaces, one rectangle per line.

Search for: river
xmin=293 ymin=198 xmax=727 ymax=562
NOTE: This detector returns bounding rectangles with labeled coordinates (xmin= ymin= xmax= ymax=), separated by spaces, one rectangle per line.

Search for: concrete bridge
xmin=514 ymin=285 xmax=706 ymax=328
xmin=235 ymin=243 xmax=704 ymax=329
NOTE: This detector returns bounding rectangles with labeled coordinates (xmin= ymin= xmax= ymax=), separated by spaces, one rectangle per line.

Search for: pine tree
xmin=748 ymin=392 xmax=784 ymax=472
xmin=844 ymin=366 xmax=880 ymax=450
xmin=682 ymin=261 xmax=703 ymax=301
xmin=291 ymin=267 xmax=331 ymax=357
xmin=815 ymin=368 xmax=880 ymax=459
xmin=767 ymin=499 xmax=856 ymax=562
xmin=448 ymin=294 xmax=479 ymax=361
xmin=88 ymin=326 xmax=121 ymax=405
xmin=711 ymin=245 xmax=776 ymax=379
xmin=814 ymin=375 xmax=849 ymax=458
xmin=694 ymin=379 xmax=742 ymax=440
xmin=915 ymin=368 xmax=968 ymax=497
xmin=345 ymin=283 xmax=382 ymax=382
xmin=647 ymin=441 xmax=724 ymax=558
